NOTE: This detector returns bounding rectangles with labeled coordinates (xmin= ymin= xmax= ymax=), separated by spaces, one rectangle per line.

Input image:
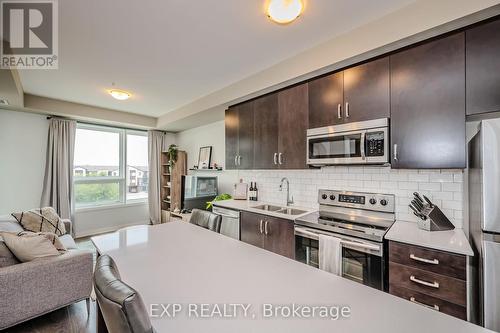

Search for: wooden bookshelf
xmin=160 ymin=150 xmax=187 ymax=214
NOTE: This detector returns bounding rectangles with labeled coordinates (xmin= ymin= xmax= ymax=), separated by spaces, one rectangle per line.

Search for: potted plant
xmin=167 ymin=144 xmax=178 ymax=172
xmin=206 ymin=193 xmax=232 ymax=210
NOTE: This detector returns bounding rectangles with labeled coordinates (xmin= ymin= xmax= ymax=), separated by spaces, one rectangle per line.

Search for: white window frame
xmin=74 ymin=124 xmax=148 ymax=210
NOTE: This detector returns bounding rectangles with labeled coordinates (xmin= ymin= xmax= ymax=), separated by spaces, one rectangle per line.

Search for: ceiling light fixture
xmin=266 ymin=0 xmax=304 ymax=24
xmin=108 ymin=89 xmax=132 ymax=101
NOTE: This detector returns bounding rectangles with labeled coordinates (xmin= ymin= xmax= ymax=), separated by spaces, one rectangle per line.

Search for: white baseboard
xmin=74 ymin=220 xmax=150 ymax=239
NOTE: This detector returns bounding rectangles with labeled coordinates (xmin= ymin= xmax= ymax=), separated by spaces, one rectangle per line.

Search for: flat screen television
xmin=181 ymin=175 xmax=218 ymax=211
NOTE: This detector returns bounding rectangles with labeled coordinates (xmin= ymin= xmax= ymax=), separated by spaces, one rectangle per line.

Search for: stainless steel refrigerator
xmin=469 ymin=118 xmax=500 ymax=331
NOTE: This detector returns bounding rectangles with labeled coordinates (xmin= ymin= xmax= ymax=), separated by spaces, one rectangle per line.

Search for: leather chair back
xmin=189 ymin=209 xmax=222 ymax=233
xmin=94 ymin=255 xmax=153 ymax=333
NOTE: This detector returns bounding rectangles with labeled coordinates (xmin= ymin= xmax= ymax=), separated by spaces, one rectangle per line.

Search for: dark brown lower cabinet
xmin=389 ymin=285 xmax=467 ymax=320
xmin=240 ymin=211 xmax=294 ymax=259
xmin=388 ymin=241 xmax=467 ymax=320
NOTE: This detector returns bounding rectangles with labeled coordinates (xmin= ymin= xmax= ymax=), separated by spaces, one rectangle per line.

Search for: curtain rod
xmin=46 ymin=116 xmax=150 ymax=133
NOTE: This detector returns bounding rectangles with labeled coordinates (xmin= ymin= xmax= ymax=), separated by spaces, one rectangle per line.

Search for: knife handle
xmin=422 ymin=195 xmax=434 ymax=207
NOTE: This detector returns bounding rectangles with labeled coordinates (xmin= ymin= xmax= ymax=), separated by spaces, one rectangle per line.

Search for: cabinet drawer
xmin=389 ymin=262 xmax=466 ymax=306
xmin=389 ymin=285 xmax=466 ymax=320
xmin=389 ymin=241 xmax=466 ymax=280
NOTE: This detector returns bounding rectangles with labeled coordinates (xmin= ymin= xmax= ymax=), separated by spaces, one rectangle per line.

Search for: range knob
xmin=329 ymin=195 xmax=336 ymax=201
xmin=380 ymin=199 xmax=388 ymax=206
xmin=369 ymin=198 xmax=377 ymax=205
xmin=321 ymin=194 xmax=328 ymax=200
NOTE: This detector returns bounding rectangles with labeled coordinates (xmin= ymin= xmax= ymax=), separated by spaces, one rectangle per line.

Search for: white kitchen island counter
xmin=91 ymin=222 xmax=490 ymax=333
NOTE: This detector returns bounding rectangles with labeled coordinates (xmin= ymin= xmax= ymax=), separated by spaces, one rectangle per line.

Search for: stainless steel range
xmin=295 ymin=190 xmax=395 ymax=291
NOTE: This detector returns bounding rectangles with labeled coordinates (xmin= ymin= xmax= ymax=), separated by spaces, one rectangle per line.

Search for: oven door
xmin=294 ymin=226 xmax=385 ymax=290
xmin=307 ymin=130 xmax=366 ymax=165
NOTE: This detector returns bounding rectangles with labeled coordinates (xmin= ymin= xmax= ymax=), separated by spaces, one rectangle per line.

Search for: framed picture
xmin=197 ymin=146 xmax=212 ymax=169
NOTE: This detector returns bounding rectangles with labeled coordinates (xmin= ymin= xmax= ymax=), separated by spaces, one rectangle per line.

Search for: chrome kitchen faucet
xmin=279 ymin=177 xmax=294 ymax=207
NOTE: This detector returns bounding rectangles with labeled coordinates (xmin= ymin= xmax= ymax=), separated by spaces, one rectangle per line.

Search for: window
xmin=74 ymin=124 xmax=148 ymax=209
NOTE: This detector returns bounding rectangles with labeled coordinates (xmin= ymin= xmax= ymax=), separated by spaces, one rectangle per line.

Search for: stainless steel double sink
xmin=251 ymin=204 xmax=307 ymax=216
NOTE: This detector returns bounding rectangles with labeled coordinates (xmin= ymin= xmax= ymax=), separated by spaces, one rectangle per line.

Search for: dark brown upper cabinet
xmin=278 ymin=84 xmax=309 ymax=169
xmin=308 ymin=71 xmax=344 ymax=128
xmin=253 ymin=93 xmax=279 ymax=169
xmin=308 ymin=57 xmax=389 ymax=129
xmin=225 ymin=100 xmax=254 ymax=170
xmin=466 ymin=19 xmax=500 ymax=116
xmin=390 ymin=33 xmax=466 ymax=169
xmin=343 ymin=57 xmax=390 ymax=123
xmin=252 ymin=84 xmax=309 ymax=170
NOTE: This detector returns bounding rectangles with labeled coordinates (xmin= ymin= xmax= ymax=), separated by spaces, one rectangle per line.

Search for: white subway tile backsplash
xmin=409 ymin=173 xmax=429 ymax=182
xmin=238 ymin=167 xmax=463 ymax=228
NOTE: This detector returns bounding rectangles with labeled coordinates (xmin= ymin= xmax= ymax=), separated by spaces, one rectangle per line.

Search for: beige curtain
xmin=40 ymin=118 xmax=77 ymax=220
xmin=148 ymin=130 xmax=168 ymax=224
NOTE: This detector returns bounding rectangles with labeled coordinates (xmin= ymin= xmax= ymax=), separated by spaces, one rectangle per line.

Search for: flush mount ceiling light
xmin=108 ymin=89 xmax=132 ymax=101
xmin=266 ymin=0 xmax=304 ymax=24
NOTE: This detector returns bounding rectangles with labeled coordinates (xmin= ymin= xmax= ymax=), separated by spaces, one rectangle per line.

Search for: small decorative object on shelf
xmin=197 ymin=146 xmax=212 ymax=169
xmin=408 ymin=192 xmax=455 ymax=231
xmin=167 ymin=144 xmax=178 ymax=170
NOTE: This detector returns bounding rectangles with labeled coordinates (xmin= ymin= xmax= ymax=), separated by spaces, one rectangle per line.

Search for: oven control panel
xmin=318 ymin=189 xmax=395 ymax=213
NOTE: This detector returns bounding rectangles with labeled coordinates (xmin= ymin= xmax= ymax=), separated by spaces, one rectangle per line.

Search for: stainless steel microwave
xmin=306 ymin=118 xmax=389 ymax=166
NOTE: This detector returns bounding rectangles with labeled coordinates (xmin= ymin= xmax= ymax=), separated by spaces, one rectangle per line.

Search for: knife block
xmin=417 ymin=205 xmax=455 ymax=231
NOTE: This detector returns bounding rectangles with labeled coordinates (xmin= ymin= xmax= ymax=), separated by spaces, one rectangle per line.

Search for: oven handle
xmin=294 ymin=227 xmax=380 ymax=251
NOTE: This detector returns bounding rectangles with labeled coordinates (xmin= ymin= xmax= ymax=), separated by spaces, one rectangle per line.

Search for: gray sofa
xmin=0 ymin=214 xmax=93 ymax=330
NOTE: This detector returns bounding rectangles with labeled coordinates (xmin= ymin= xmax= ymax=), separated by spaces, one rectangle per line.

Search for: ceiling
xmin=18 ymin=0 xmax=416 ymax=118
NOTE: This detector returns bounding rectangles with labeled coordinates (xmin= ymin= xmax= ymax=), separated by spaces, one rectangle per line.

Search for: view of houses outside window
xmin=73 ymin=125 xmax=148 ymax=208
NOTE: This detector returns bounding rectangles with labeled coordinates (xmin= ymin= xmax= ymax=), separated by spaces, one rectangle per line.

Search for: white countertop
xmin=385 ymin=221 xmax=474 ymax=256
xmin=91 ymin=222 xmax=490 ymax=332
xmin=212 ymin=199 xmax=314 ymax=220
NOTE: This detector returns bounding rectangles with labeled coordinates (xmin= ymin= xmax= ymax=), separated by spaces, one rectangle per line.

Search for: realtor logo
xmin=1 ymin=0 xmax=58 ymax=69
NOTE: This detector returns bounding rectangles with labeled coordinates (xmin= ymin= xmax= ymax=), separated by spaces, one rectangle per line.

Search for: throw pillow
xmin=0 ymin=232 xmax=61 ymax=262
xmin=17 ymin=231 xmax=67 ymax=252
xmin=0 ymin=239 xmax=20 ymax=267
xmin=11 ymin=207 xmax=66 ymax=236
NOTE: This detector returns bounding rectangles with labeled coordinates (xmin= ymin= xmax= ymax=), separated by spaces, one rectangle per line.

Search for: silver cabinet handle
xmin=264 ymin=220 xmax=269 ymax=235
xmin=238 ymin=155 xmax=242 ymax=166
xmin=234 ymin=156 xmax=238 ymax=166
xmin=410 ymin=254 xmax=439 ymax=265
xmin=259 ymin=220 xmax=264 ymax=234
xmin=278 ymin=153 xmax=283 ymax=165
xmin=393 ymin=144 xmax=398 ymax=161
xmin=345 ymin=102 xmax=350 ymax=118
xmin=273 ymin=153 xmax=278 ymax=165
xmin=410 ymin=275 xmax=439 ymax=289
xmin=337 ymin=104 xmax=342 ymax=119
xmin=409 ymin=297 xmax=440 ymax=311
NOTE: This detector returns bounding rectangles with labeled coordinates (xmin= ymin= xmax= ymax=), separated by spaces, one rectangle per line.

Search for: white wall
xmin=0 ymin=110 xmax=48 ymax=214
xmin=0 ymin=109 xmax=150 ymax=237
xmin=175 ymin=121 xmax=465 ymax=228
xmin=176 ymin=120 xmax=237 ymax=194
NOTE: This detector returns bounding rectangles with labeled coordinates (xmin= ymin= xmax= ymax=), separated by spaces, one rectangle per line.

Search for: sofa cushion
xmin=11 ymin=207 xmax=66 ymax=236
xmin=59 ymin=234 xmax=78 ymax=250
xmin=0 ymin=240 xmax=20 ymax=267
xmin=1 ymin=232 xmax=61 ymax=262
xmin=0 ymin=215 xmax=24 ymax=233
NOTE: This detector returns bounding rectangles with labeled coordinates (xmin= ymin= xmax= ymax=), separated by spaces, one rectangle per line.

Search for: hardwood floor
xmin=3 ymin=237 xmax=100 ymax=333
